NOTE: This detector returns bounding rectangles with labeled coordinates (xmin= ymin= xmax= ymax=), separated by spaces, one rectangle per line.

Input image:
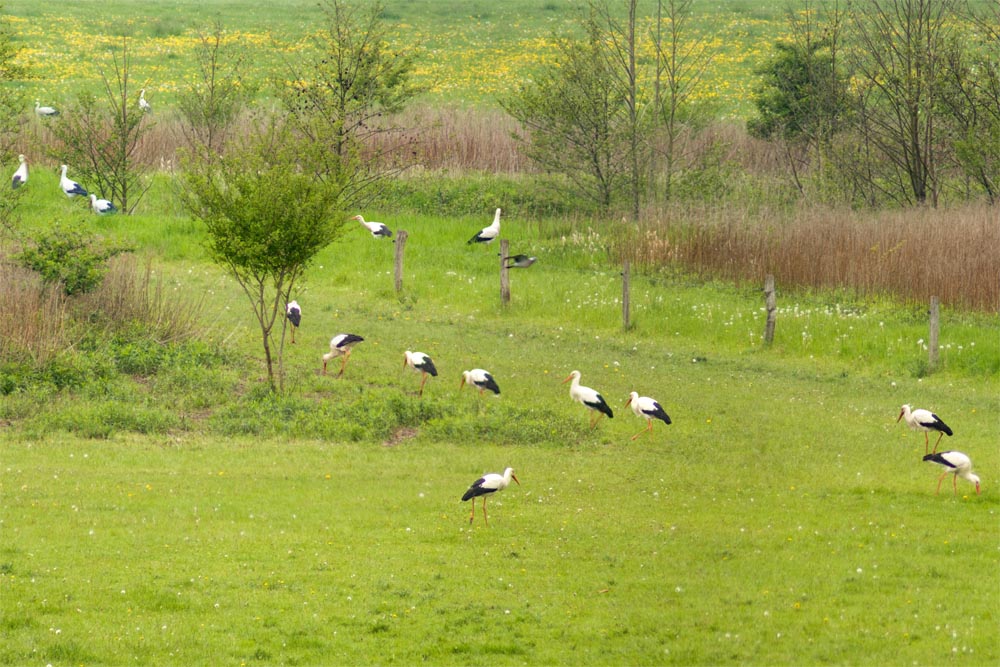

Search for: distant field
xmin=5 ymin=0 xmax=789 ymax=113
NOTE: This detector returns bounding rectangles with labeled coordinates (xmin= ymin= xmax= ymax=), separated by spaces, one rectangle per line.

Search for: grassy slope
xmin=2 ymin=171 xmax=999 ymax=666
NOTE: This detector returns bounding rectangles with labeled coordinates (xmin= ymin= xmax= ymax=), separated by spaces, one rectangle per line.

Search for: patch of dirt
xmin=383 ymin=427 xmax=418 ymax=447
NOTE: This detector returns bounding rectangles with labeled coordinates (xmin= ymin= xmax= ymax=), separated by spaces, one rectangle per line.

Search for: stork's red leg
xmin=932 ymin=432 xmax=944 ymax=454
xmin=469 ymin=499 xmax=475 ymax=524
xmin=338 ymin=352 xmax=349 ymax=378
xmin=953 ymin=473 xmax=959 ymax=496
xmin=924 ymin=432 xmax=930 ymax=455
xmin=936 ymin=472 xmax=948 ymax=495
xmin=419 ymin=372 xmax=428 ymax=396
xmin=482 ymin=498 xmax=489 ymax=526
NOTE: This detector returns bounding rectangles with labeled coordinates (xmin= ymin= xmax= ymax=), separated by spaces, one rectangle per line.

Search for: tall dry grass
xmin=0 ymin=262 xmax=71 ymax=365
xmin=0 ymin=254 xmax=205 ymax=368
xmin=620 ymin=204 xmax=1000 ymax=310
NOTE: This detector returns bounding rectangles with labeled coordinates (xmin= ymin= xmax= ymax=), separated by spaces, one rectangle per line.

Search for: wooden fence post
xmin=928 ymin=296 xmax=940 ymax=370
xmin=763 ymin=274 xmax=777 ymax=346
xmin=500 ymin=239 xmax=510 ymax=306
xmin=393 ymin=230 xmax=408 ymax=293
xmin=622 ymin=259 xmax=631 ymax=331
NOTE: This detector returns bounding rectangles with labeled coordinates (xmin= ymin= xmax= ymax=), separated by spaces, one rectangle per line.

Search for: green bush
xmin=16 ymin=225 xmax=131 ymax=296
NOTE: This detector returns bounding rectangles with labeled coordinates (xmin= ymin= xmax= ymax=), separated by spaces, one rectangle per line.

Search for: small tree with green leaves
xmin=277 ymin=0 xmax=422 ymax=209
xmin=503 ymin=21 xmax=633 ymax=213
xmin=176 ymin=23 xmax=259 ymax=158
xmin=180 ymin=119 xmax=344 ymax=391
xmin=47 ymin=36 xmax=151 ymax=213
xmin=17 ymin=224 xmax=130 ymax=296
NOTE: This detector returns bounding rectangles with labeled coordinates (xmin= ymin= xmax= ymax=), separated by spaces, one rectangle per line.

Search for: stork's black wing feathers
xmin=419 ymin=357 xmax=438 ymax=377
xmin=922 ymin=452 xmax=957 ymax=468
xmin=462 ymin=477 xmax=491 ymax=501
xmin=586 ymin=394 xmax=614 ymax=419
xmin=478 ymin=373 xmax=501 ymax=394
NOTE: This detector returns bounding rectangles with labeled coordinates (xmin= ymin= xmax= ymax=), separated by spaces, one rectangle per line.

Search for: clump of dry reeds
xmin=621 ymin=203 xmax=999 ymax=310
xmin=0 ymin=262 xmax=70 ymax=365
xmin=0 ymin=254 xmax=205 ymax=368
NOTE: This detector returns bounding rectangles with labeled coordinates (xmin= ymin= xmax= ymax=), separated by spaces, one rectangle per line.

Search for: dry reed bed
xmin=625 ymin=205 xmax=999 ymax=311
xmin=0 ymin=256 xmax=204 ymax=366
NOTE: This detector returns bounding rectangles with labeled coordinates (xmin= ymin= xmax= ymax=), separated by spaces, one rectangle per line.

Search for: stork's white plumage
xmin=322 ymin=333 xmax=364 ymax=377
xmin=139 ymin=89 xmax=151 ymax=113
xmin=35 ymin=101 xmax=59 ymax=117
xmin=625 ymin=391 xmax=672 ymax=440
xmin=351 ymin=214 xmax=393 ymax=238
xmin=461 ymin=467 xmax=520 ymax=525
xmin=922 ymin=450 xmax=980 ymax=496
xmin=467 ymin=208 xmax=501 ymax=244
xmin=285 ymin=300 xmax=302 ymax=344
xmin=89 ymin=194 xmax=117 ymax=215
xmin=404 ymin=350 xmax=438 ymax=396
xmin=460 ymin=368 xmax=500 ymax=395
xmin=11 ymin=154 xmax=27 ymax=189
xmin=563 ymin=370 xmax=613 ymax=429
xmin=59 ymin=165 xmax=88 ymax=198
xmin=897 ymin=404 xmax=953 ymax=454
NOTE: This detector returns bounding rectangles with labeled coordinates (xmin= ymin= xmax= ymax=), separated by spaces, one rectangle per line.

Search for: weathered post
xmin=763 ymin=274 xmax=777 ymax=345
xmin=394 ymin=230 xmax=408 ymax=293
xmin=929 ymin=296 xmax=940 ymax=370
xmin=622 ymin=259 xmax=631 ymax=331
xmin=500 ymin=239 xmax=511 ymax=306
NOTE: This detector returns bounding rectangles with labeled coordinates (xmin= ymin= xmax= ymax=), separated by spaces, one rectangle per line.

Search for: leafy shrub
xmin=17 ymin=225 xmax=131 ymax=296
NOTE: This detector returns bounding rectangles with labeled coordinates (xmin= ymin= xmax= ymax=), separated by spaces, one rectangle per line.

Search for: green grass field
xmin=2 ymin=168 xmax=999 ymax=665
xmin=2 ymin=1 xmax=999 ymax=665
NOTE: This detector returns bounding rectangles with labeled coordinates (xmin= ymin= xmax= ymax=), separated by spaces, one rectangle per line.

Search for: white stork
xmin=59 ymin=165 xmax=88 ymax=198
xmin=35 ymin=101 xmax=59 ymax=117
xmin=467 ymin=208 xmax=501 ymax=245
xmin=922 ymin=451 xmax=980 ymax=496
xmin=897 ymin=404 xmax=953 ymax=454
xmin=563 ymin=370 xmax=613 ymax=429
xmin=139 ymin=89 xmax=151 ymax=113
xmin=460 ymin=368 xmax=500 ymax=395
xmin=11 ymin=154 xmax=27 ymax=189
xmin=503 ymin=253 xmax=536 ymax=269
xmin=285 ymin=300 xmax=302 ymax=344
xmin=404 ymin=350 xmax=438 ymax=396
xmin=322 ymin=333 xmax=364 ymax=377
xmin=461 ymin=467 xmax=519 ymax=525
xmin=625 ymin=391 xmax=672 ymax=440
xmin=351 ymin=214 xmax=393 ymax=239
xmin=89 ymin=194 xmax=117 ymax=215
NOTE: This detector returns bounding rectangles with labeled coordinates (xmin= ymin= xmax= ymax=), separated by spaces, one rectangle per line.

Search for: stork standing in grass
xmin=285 ymin=300 xmax=302 ymax=344
xmin=563 ymin=370 xmax=613 ymax=428
xmin=351 ymin=214 xmax=393 ymax=239
xmin=404 ymin=350 xmax=437 ymax=396
xmin=461 ymin=467 xmax=519 ymax=525
xmin=59 ymin=165 xmax=87 ymax=198
xmin=11 ymin=154 xmax=27 ymax=189
xmin=468 ymin=208 xmax=501 ymax=245
xmin=897 ymin=404 xmax=953 ymax=454
xmin=322 ymin=333 xmax=364 ymax=377
xmin=139 ymin=89 xmax=151 ymax=113
xmin=35 ymin=101 xmax=59 ymax=117
xmin=922 ymin=451 xmax=980 ymax=496
xmin=460 ymin=368 xmax=501 ymax=396
xmin=625 ymin=391 xmax=672 ymax=440
xmin=89 ymin=194 xmax=117 ymax=215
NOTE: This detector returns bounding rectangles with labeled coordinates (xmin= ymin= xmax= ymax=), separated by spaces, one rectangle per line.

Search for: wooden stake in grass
xmin=500 ymin=238 xmax=510 ymax=306
xmin=622 ymin=259 xmax=631 ymax=331
xmin=394 ymin=230 xmax=408 ymax=293
xmin=764 ymin=274 xmax=777 ymax=346
xmin=929 ymin=296 xmax=940 ymax=370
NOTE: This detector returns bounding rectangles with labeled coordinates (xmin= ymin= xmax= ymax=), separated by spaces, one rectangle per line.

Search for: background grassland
xmin=2 ymin=2 xmax=999 ymax=666
xmin=2 ymin=170 xmax=999 ymax=665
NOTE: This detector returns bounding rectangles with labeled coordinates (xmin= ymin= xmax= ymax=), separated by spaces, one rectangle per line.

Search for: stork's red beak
xmin=896 ymin=410 xmax=904 ymax=423
xmin=624 ymin=396 xmax=633 ymax=407
xmin=561 ymin=375 xmax=572 ymax=384
xmin=511 ymin=474 xmax=520 ymax=486
xmin=976 ymin=482 xmax=981 ymax=495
